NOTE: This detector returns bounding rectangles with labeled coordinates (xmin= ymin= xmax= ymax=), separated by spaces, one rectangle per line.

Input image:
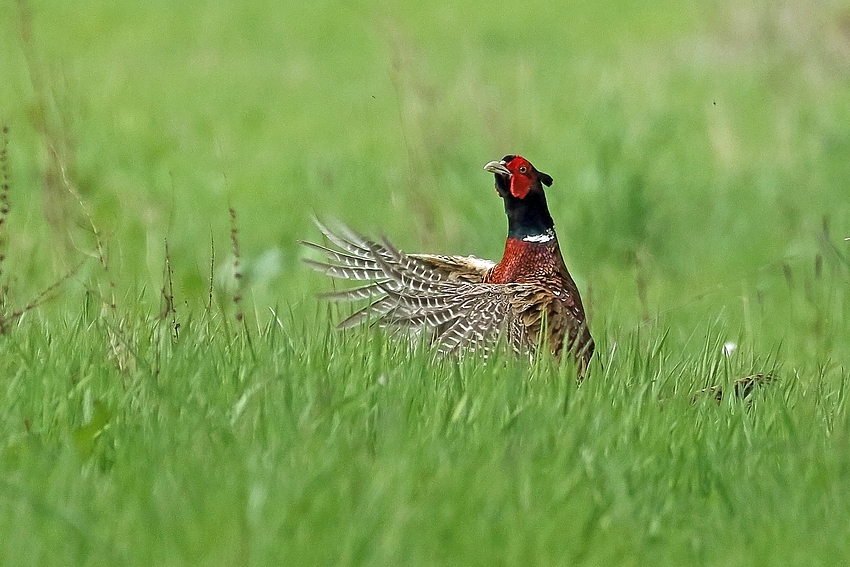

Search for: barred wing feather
xmin=302 ymin=221 xmax=545 ymax=355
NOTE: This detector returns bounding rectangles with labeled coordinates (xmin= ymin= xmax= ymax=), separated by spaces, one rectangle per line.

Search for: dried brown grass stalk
xmin=229 ymin=207 xmax=244 ymax=323
xmin=0 ymin=124 xmax=78 ymax=333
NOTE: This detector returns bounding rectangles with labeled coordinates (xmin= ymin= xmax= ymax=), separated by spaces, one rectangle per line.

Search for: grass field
xmin=2 ymin=0 xmax=850 ymax=565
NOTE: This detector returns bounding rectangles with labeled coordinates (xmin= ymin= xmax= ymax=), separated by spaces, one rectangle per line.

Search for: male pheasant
xmin=303 ymin=155 xmax=594 ymax=375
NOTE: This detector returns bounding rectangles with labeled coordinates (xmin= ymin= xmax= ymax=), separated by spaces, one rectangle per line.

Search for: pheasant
xmin=302 ymin=155 xmax=595 ymax=375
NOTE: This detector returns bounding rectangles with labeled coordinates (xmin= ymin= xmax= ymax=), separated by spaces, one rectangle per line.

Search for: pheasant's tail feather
xmin=312 ymin=218 xmax=375 ymax=258
xmin=336 ymin=295 xmax=396 ymax=329
xmin=300 ymin=240 xmax=381 ymax=271
xmin=318 ymin=282 xmax=386 ymax=302
xmin=302 ymin=258 xmax=385 ymax=281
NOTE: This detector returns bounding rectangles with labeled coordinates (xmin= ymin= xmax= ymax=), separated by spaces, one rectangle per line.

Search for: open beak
xmin=483 ymin=160 xmax=511 ymax=177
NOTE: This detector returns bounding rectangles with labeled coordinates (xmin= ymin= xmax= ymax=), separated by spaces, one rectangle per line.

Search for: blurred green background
xmin=3 ymin=2 xmax=850 ymax=565
xmin=1 ymin=0 xmax=849 ymax=334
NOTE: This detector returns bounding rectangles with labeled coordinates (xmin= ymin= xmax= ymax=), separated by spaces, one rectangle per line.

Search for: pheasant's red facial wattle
xmin=506 ymin=156 xmax=534 ymax=199
xmin=509 ymin=175 xmax=531 ymax=199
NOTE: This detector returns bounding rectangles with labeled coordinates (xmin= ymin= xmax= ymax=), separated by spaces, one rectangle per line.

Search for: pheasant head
xmin=483 ymin=155 xmax=555 ymax=241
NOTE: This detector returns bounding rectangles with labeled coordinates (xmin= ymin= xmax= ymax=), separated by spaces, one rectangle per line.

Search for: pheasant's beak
xmin=483 ymin=160 xmax=511 ymax=178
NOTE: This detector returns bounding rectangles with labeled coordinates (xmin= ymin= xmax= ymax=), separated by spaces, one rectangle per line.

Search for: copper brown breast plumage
xmin=302 ymin=155 xmax=595 ymax=376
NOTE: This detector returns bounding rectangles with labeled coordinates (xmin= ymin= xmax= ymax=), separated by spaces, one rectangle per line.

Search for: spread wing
xmin=301 ymin=220 xmax=548 ymax=356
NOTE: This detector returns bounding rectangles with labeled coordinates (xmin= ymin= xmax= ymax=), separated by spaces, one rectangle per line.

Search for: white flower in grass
xmin=722 ymin=342 xmax=737 ymax=356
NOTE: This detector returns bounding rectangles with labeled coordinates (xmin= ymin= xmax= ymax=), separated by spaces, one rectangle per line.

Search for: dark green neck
xmin=504 ymin=191 xmax=555 ymax=240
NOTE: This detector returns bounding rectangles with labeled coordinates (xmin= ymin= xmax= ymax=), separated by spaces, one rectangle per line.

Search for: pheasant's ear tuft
xmin=539 ymin=171 xmax=553 ymax=187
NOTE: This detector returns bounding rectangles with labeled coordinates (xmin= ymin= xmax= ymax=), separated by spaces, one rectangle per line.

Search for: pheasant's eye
xmin=519 ymin=165 xmax=527 ymax=173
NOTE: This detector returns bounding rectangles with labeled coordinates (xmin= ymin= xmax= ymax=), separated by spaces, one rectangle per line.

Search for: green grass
xmin=1 ymin=0 xmax=850 ymax=565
